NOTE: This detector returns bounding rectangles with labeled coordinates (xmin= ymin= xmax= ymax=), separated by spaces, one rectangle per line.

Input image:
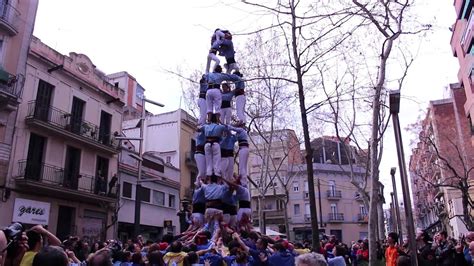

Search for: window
xmin=305 ymin=203 xmax=310 ymax=215
xmin=276 ymin=199 xmax=284 ymax=210
xmin=166 ymin=156 xmax=171 ymax=164
xmin=293 ymin=181 xmax=299 ymax=192
xmin=122 ymin=182 xmax=132 ymax=198
xmin=304 ymin=192 xmax=309 ymax=199
xmin=169 ymin=194 xmax=176 ymax=208
xmin=140 ymin=187 xmax=151 ymax=203
xmin=329 ymin=180 xmax=336 ymax=192
xmin=294 ymin=204 xmax=300 ymax=215
xmin=152 ymin=191 xmax=165 ymax=206
xmin=304 ymin=181 xmax=308 ymax=191
xmin=359 ymin=205 xmax=367 ymax=215
xmin=330 ymin=203 xmax=337 ymax=214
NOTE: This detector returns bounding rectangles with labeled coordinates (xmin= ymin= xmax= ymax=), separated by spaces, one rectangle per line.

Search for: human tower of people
xmin=186 ymin=28 xmax=252 ymax=241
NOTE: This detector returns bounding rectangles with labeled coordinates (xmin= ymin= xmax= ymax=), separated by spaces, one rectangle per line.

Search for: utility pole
xmin=390 ymin=168 xmax=403 ymax=239
xmin=390 ymin=90 xmax=418 ymax=265
xmin=317 ymin=178 xmax=324 ymax=228
xmin=115 ymin=96 xmax=164 ymax=237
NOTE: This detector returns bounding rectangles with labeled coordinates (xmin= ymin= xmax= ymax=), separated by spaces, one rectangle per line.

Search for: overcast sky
xmin=33 ymin=1 xmax=459 ymax=207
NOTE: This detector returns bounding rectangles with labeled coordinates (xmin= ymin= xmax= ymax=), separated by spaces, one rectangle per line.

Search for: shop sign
xmin=12 ymin=198 xmax=50 ymax=224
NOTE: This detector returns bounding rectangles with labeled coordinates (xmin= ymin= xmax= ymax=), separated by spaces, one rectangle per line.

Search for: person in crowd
xmin=20 ymin=224 xmax=61 ymax=266
xmin=356 ymin=239 xmax=369 ymax=266
xmin=416 ymin=230 xmax=435 ymax=266
xmin=268 ymin=240 xmax=295 ymax=266
xmin=162 ymin=241 xmax=187 ymax=266
xmin=328 ymin=245 xmax=347 ymax=266
xmin=295 ymin=252 xmax=328 ymax=266
xmin=435 ymin=231 xmax=455 ymax=266
xmin=32 ymin=246 xmax=69 ymax=266
xmin=385 ymin=232 xmax=399 ymax=266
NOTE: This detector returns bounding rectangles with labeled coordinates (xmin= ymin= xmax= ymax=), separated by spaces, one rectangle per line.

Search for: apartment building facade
xmin=249 ymin=131 xmax=369 ymax=242
xmin=450 ymin=0 xmax=474 ymax=132
xmin=0 ymin=36 xmax=125 ymax=241
xmin=0 ymin=0 xmax=38 ymax=210
xmin=288 ymin=162 xmax=368 ymax=243
xmin=249 ymin=129 xmax=303 ymax=233
xmin=409 ymin=85 xmax=474 ymax=236
xmin=117 ymin=149 xmax=179 ymax=241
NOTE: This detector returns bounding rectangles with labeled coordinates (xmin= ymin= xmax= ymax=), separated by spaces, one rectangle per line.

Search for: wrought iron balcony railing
xmin=328 ymin=213 xmax=344 ymax=221
xmin=16 ymin=160 xmax=117 ymax=198
xmin=26 ymin=101 xmax=117 ymax=148
xmin=326 ymin=190 xmax=342 ymax=199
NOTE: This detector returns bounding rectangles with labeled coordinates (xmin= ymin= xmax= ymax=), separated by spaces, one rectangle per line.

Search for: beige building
xmin=122 ymin=109 xmax=197 ymax=207
xmin=249 ymin=131 xmax=369 ymax=243
xmin=288 ymin=162 xmax=368 ymax=243
xmin=0 ymin=0 xmax=38 ymax=212
xmin=249 ymin=129 xmax=303 ymax=233
xmin=0 ymin=36 xmax=125 ymax=241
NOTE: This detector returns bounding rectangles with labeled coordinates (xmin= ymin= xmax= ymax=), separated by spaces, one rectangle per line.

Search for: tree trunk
xmin=289 ymin=0 xmax=320 ymax=249
xmin=461 ymin=187 xmax=474 ymax=231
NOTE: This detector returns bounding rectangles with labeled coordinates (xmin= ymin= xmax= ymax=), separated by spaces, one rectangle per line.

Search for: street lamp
xmin=116 ymin=96 xmax=164 ymax=237
xmin=389 ymin=90 xmax=418 ymax=265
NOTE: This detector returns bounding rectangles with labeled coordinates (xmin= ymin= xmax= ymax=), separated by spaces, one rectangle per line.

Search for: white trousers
xmin=206 ymin=53 xmax=220 ymax=74
xmin=206 ymin=88 xmax=222 ymax=114
xmin=238 ymin=146 xmax=249 ymax=186
xmin=225 ymin=62 xmax=240 ymax=74
xmin=198 ymin=98 xmax=207 ymax=125
xmin=205 ymin=142 xmax=221 ymax=176
xmin=194 ymin=153 xmax=206 ymax=181
xmin=220 ymin=156 xmax=234 ymax=181
xmin=220 ymin=107 xmax=232 ymax=125
xmin=235 ymin=95 xmax=246 ymax=123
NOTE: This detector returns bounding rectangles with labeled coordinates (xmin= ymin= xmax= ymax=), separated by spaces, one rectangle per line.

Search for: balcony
xmin=14 ymin=160 xmax=117 ymax=204
xmin=0 ymin=1 xmax=20 ymax=35
xmin=461 ymin=9 xmax=474 ymax=53
xmin=328 ymin=213 xmax=344 ymax=222
xmin=0 ymin=70 xmax=22 ymax=110
xmin=25 ymin=101 xmax=119 ymax=154
xmin=326 ymin=190 xmax=342 ymax=200
xmin=357 ymin=213 xmax=368 ymax=223
xmin=185 ymin=151 xmax=197 ymax=169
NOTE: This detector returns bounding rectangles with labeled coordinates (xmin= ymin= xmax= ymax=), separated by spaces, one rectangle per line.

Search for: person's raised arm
xmin=30 ymin=225 xmax=61 ymax=246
